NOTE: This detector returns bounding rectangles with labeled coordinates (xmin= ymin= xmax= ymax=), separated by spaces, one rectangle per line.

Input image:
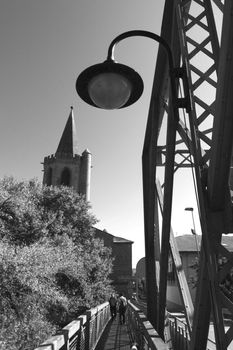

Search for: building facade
xmin=95 ymin=228 xmax=133 ymax=298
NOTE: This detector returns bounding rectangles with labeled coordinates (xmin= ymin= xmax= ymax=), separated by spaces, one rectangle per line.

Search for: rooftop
xmin=176 ymin=234 xmax=233 ymax=252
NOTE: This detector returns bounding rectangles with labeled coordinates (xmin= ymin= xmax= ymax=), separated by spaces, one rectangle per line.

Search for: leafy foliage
xmin=0 ymin=177 xmax=113 ymax=349
xmin=0 ymin=177 xmax=96 ymax=245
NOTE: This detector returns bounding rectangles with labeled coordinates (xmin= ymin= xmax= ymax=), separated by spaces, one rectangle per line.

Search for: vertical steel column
xmin=142 ymin=103 xmax=159 ymax=329
xmin=142 ymin=0 xmax=181 ymax=334
xmin=157 ymin=98 xmax=179 ymax=337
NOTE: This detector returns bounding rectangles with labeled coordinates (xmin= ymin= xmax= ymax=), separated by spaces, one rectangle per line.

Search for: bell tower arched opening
xmin=47 ymin=167 xmax=53 ymax=186
xmin=61 ymin=167 xmax=71 ymax=186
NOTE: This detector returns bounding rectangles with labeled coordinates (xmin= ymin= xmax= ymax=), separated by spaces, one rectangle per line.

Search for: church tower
xmin=42 ymin=107 xmax=91 ymax=201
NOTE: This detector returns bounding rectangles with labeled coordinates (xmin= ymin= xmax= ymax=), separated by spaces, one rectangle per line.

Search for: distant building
xmin=135 ymin=257 xmax=147 ymax=300
xmin=42 ymin=107 xmax=91 ymax=201
xmin=166 ymin=234 xmax=201 ymax=311
xmin=135 ymin=234 xmax=233 ymax=312
xmin=42 ymin=107 xmax=134 ymax=297
xmin=95 ymin=228 xmax=133 ymax=298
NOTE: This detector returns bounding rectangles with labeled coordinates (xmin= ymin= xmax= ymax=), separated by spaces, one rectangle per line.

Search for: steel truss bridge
xmin=36 ymin=0 xmax=233 ymax=348
xmin=142 ymin=0 xmax=233 ymax=348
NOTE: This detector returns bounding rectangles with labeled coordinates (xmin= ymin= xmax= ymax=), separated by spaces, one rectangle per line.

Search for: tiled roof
xmin=176 ymin=234 xmax=201 ymax=252
xmin=94 ymin=227 xmax=133 ymax=244
xmin=176 ymin=234 xmax=233 ymax=252
xmin=113 ymin=236 xmax=133 ymax=244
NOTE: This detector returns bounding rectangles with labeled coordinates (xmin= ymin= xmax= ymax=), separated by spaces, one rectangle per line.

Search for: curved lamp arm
xmin=107 ymin=30 xmax=174 ymax=75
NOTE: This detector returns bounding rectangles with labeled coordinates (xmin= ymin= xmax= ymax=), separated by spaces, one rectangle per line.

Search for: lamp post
xmin=185 ymin=207 xmax=199 ymax=258
xmin=76 ymin=30 xmax=188 ymax=335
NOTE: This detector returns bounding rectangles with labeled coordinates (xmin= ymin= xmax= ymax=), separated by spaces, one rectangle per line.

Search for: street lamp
xmin=184 ymin=207 xmax=200 ymax=258
xmin=76 ymin=30 xmax=182 ymax=112
xmin=76 ymin=29 xmax=189 ymax=335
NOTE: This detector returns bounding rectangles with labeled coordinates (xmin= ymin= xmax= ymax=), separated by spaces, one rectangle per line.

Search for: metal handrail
xmin=167 ymin=314 xmax=190 ymax=350
xmin=34 ymin=302 xmax=111 ymax=350
xmin=34 ymin=299 xmax=218 ymax=350
xmin=167 ymin=312 xmax=216 ymax=350
xmin=127 ymin=301 xmax=169 ymax=349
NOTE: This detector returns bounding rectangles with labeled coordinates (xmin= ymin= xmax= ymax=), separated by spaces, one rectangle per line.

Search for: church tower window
xmin=61 ymin=167 xmax=71 ymax=186
xmin=47 ymin=167 xmax=53 ymax=186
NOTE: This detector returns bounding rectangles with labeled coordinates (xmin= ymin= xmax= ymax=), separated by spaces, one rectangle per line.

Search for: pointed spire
xmin=56 ymin=106 xmax=79 ymax=157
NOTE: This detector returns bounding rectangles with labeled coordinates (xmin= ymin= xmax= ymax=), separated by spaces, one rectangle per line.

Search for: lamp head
xmin=185 ymin=207 xmax=194 ymax=211
xmin=76 ymin=59 xmax=144 ymax=109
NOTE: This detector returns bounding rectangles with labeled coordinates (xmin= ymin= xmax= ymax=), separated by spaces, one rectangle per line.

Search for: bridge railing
xmin=34 ymin=301 xmax=110 ymax=350
xmin=167 ymin=313 xmax=190 ymax=350
xmin=167 ymin=312 xmax=216 ymax=350
xmin=127 ymin=300 xmax=169 ymax=349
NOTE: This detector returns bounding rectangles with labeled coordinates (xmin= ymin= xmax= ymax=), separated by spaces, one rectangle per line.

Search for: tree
xmin=0 ymin=177 xmax=97 ymax=245
xmin=0 ymin=177 xmax=113 ymax=349
xmin=0 ymin=240 xmax=69 ymax=350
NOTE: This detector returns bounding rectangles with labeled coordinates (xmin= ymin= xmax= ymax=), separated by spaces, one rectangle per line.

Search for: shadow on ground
xmin=95 ymin=317 xmax=132 ymax=350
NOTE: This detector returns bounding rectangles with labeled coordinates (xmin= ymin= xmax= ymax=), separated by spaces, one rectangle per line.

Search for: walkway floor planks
xmin=95 ymin=316 xmax=132 ymax=350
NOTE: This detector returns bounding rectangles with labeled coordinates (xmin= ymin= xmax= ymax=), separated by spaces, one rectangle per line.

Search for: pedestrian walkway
xmin=95 ymin=316 xmax=132 ymax=350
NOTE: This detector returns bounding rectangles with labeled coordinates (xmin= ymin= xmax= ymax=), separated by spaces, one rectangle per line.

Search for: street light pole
xmin=76 ymin=30 xmax=190 ymax=336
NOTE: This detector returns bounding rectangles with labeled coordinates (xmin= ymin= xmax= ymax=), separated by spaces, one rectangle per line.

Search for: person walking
xmin=118 ymin=293 xmax=127 ymax=324
xmin=109 ymin=293 xmax=117 ymax=318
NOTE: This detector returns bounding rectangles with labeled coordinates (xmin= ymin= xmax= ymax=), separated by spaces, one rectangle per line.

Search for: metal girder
xmin=173 ymin=2 xmax=222 ymax=348
xmin=142 ymin=0 xmax=233 ymax=348
xmin=157 ymin=100 xmax=178 ymax=338
xmin=142 ymin=0 xmax=185 ymax=338
xmin=142 ymin=0 xmax=177 ymax=332
xmin=156 ymin=180 xmax=194 ymax=334
xmin=174 ymin=0 xmax=233 ymax=349
xmin=142 ymin=98 xmax=161 ymax=330
xmin=207 ymin=0 xmax=233 ymax=210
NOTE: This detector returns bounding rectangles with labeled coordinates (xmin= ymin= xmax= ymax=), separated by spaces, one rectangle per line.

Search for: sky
xmin=0 ymin=0 xmax=200 ymax=267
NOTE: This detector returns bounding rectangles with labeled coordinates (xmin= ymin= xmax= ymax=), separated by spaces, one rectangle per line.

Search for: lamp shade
xmin=88 ymin=72 xmax=132 ymax=109
xmin=76 ymin=59 xmax=144 ymax=109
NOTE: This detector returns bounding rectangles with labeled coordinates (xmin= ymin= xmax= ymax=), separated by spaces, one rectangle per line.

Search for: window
xmin=61 ymin=167 xmax=71 ymax=186
xmin=47 ymin=167 xmax=53 ymax=186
